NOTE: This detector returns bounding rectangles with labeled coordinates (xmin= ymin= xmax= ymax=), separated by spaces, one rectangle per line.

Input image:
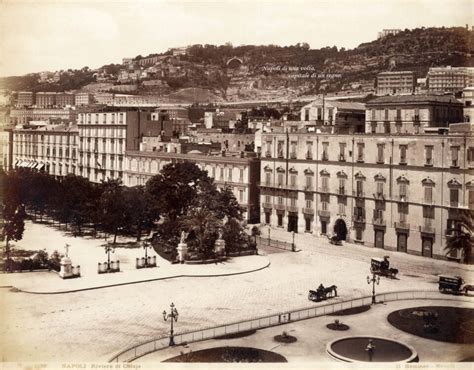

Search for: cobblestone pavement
xmin=1 ymin=222 xmax=473 ymax=362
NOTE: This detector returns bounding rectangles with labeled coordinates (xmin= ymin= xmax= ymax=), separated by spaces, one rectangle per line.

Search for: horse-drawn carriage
xmin=370 ymin=256 xmax=398 ymax=279
xmin=438 ymin=275 xmax=473 ymax=295
xmin=308 ymin=284 xmax=338 ymax=302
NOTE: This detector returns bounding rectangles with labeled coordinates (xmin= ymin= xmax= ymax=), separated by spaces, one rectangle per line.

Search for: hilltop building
xmin=376 ymin=71 xmax=415 ymax=96
xmin=427 ymin=66 xmax=474 ymax=94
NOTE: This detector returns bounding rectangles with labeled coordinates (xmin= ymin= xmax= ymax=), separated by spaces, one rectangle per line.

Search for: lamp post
xmin=143 ymin=240 xmax=152 ymax=265
xmin=105 ymin=244 xmax=115 ymax=271
xmin=367 ymin=273 xmax=380 ymax=304
xmin=291 ymin=231 xmax=295 ymax=252
xmin=163 ymin=302 xmax=179 ymax=346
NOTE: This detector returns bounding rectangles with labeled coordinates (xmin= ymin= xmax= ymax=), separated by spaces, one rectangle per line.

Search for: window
xmin=451 ymin=147 xmax=459 ymax=167
xmin=266 ymin=141 xmax=272 ymax=157
xmin=354 ymin=206 xmax=364 ymax=221
xmin=322 ymin=142 xmax=329 ymax=161
xmin=384 ymin=109 xmax=389 ymax=120
xmin=265 ymin=212 xmax=271 ymax=224
xmin=228 ymin=168 xmax=232 ymax=181
xmin=398 ymin=203 xmax=408 ymax=222
xmin=239 ymin=190 xmax=244 ymax=202
xmin=425 ymin=146 xmax=433 ymax=166
xmin=356 ymin=180 xmax=364 ymax=196
xmin=399 ymin=145 xmax=407 ymax=164
xmin=376 ymin=182 xmax=384 ymax=197
xmin=277 ymin=173 xmax=284 ymax=186
xmin=467 ymin=147 xmax=474 ymax=164
xmin=371 ymin=122 xmax=377 ymax=134
xmin=290 ymin=142 xmax=297 ymax=158
xmin=423 ymin=206 xmax=435 ymax=219
xmin=424 ymin=186 xmax=433 ymax=203
xmin=277 ymin=214 xmax=283 ymax=227
xmin=399 ymin=183 xmax=407 ymax=199
xmin=220 ymin=167 xmax=224 ymax=180
xmin=322 ymin=201 xmax=328 ymax=211
xmin=265 ymin=172 xmax=271 ymax=185
xmin=339 ymin=143 xmax=346 ymax=161
xmin=377 ymin=144 xmax=384 ymax=163
xmin=357 ymin=143 xmax=364 ymax=162
xmin=450 ymin=189 xmax=459 ymax=207
xmin=305 ymin=218 xmax=311 ymax=232
xmin=277 ymin=141 xmax=284 ymax=158
xmin=339 ymin=178 xmax=345 ymax=195
xmin=396 ymin=109 xmax=401 ymax=120
xmin=305 ymin=176 xmax=312 ymax=189
xmin=338 ymin=201 xmax=345 ymax=215
xmin=321 ymin=176 xmax=329 ymax=191
xmin=239 ymin=169 xmax=244 ymax=182
xmin=290 ymin=197 xmax=297 ymax=207
xmin=328 ymin=108 xmax=334 ymax=123
xmin=278 ymin=196 xmax=284 ymax=205
xmin=356 ymin=228 xmax=363 ymax=241
xmin=290 ymin=174 xmax=297 ymax=187
xmin=265 ymin=194 xmax=271 ymax=204
xmin=304 ymin=108 xmax=309 ymax=121
xmin=305 ymin=199 xmax=312 ymax=209
xmin=317 ymin=107 xmax=323 ymax=121
xmin=306 ymin=142 xmax=313 ymax=159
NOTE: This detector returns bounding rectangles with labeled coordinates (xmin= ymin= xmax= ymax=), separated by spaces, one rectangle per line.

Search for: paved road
xmin=0 ymin=222 xmax=472 ymax=362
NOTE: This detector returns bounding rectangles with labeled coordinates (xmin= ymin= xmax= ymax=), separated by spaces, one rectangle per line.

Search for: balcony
xmin=376 ymin=157 xmax=385 ymax=164
xmin=372 ymin=218 xmax=386 ymax=227
xmin=274 ymin=203 xmax=286 ymax=211
xmin=302 ymin=185 xmax=314 ymax=192
xmin=262 ymin=202 xmax=273 ymax=209
xmin=356 ymin=156 xmax=364 ymax=163
xmin=277 ymin=151 xmax=284 ymax=159
xmin=318 ymin=210 xmax=331 ymax=218
xmin=338 ymin=187 xmax=346 ymax=196
xmin=399 ymin=158 xmax=407 ymax=165
xmin=394 ymin=221 xmax=410 ymax=230
xmin=265 ymin=151 xmax=272 ymax=158
xmin=395 ymin=194 xmax=409 ymax=202
xmin=352 ymin=190 xmax=365 ymax=198
xmin=306 ymin=152 xmax=313 ymax=160
xmin=424 ymin=158 xmax=433 ymax=167
xmin=290 ymin=152 xmax=297 ymax=159
xmin=321 ymin=154 xmax=328 ymax=161
xmin=412 ymin=115 xmax=420 ymax=123
xmin=353 ymin=216 xmax=365 ymax=224
xmin=451 ymin=160 xmax=459 ymax=169
xmin=419 ymin=224 xmax=435 ymax=235
xmin=303 ymin=207 xmax=314 ymax=215
xmin=373 ymin=192 xmax=385 ymax=200
xmin=287 ymin=205 xmax=299 ymax=213
xmin=449 ymin=201 xmax=459 ymax=208
xmin=319 ymin=187 xmax=329 ymax=193
xmin=339 ymin=154 xmax=346 ymax=162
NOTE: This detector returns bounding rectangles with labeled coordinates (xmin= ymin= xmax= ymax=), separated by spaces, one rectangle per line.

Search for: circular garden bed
xmin=163 ymin=346 xmax=287 ymax=362
xmin=215 ymin=330 xmax=256 ymax=340
xmin=387 ymin=306 xmax=474 ymax=343
xmin=328 ymin=305 xmax=371 ymax=316
xmin=273 ymin=332 xmax=297 ymax=343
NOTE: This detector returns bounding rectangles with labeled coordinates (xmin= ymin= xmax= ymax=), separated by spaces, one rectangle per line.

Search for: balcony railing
xmin=290 ymin=152 xmax=297 ymax=159
xmin=394 ymin=221 xmax=410 ymax=230
xmin=338 ymin=188 xmax=346 ymax=196
xmin=449 ymin=201 xmax=459 ymax=208
xmin=373 ymin=192 xmax=385 ymax=200
xmin=274 ymin=203 xmax=285 ymax=211
xmin=339 ymin=154 xmax=346 ymax=162
xmin=425 ymin=158 xmax=433 ymax=166
xmin=265 ymin=151 xmax=272 ymax=158
xmin=262 ymin=202 xmax=273 ymax=209
xmin=318 ymin=210 xmax=331 ymax=218
xmin=306 ymin=152 xmax=313 ymax=160
xmin=287 ymin=205 xmax=299 ymax=213
xmin=302 ymin=185 xmax=314 ymax=192
xmin=321 ymin=154 xmax=328 ymax=161
xmin=353 ymin=216 xmax=365 ymax=223
xmin=352 ymin=190 xmax=365 ymax=198
xmin=303 ymin=207 xmax=314 ymax=215
xmin=277 ymin=151 xmax=284 ymax=159
xmin=396 ymin=194 xmax=409 ymax=202
xmin=319 ymin=187 xmax=329 ymax=193
xmin=372 ymin=218 xmax=386 ymax=226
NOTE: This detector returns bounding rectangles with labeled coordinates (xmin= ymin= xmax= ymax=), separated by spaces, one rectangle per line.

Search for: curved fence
xmin=109 ymin=289 xmax=472 ymax=363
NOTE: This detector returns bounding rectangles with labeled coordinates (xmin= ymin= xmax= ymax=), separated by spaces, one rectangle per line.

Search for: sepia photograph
xmin=0 ymin=0 xmax=473 ymax=368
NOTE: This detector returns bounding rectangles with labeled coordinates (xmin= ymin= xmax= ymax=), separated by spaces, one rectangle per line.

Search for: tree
xmin=123 ymin=186 xmax=157 ymax=241
xmin=180 ymin=207 xmax=222 ymax=258
xmin=1 ymin=203 xmax=26 ymax=270
xmin=222 ymin=218 xmax=248 ymax=254
xmin=444 ymin=210 xmax=473 ymax=264
xmin=100 ymin=179 xmax=127 ymax=244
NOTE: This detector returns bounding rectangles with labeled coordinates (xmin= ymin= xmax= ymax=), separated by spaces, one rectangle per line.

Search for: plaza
xmin=0 ymin=220 xmax=472 ymax=363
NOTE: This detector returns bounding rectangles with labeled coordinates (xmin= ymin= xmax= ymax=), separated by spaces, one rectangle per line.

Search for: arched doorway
xmin=334 ymin=219 xmax=347 ymax=241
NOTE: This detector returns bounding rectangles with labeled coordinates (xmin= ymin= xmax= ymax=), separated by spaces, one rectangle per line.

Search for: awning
xmin=37 ymin=163 xmax=45 ymax=171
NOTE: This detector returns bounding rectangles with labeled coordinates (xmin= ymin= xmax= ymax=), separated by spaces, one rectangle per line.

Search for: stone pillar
xmin=214 ymin=238 xmax=226 ymax=256
xmin=59 ymin=256 xmax=73 ymax=279
xmin=177 ymin=243 xmax=188 ymax=262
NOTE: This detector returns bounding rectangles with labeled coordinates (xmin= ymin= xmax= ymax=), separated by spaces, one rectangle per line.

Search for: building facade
xmin=365 ymin=95 xmax=463 ymax=134
xmin=377 ymin=29 xmax=401 ymax=39
xmin=0 ymin=129 xmax=13 ymax=171
xmin=17 ymin=92 xmax=34 ymax=107
xmin=12 ymin=123 xmax=79 ymax=177
xmin=259 ymin=129 xmax=473 ymax=261
xmin=123 ymin=151 xmax=261 ymax=222
xmin=427 ymin=67 xmax=474 ymax=94
xmin=376 ymin=71 xmax=415 ymax=96
xmin=56 ymin=93 xmax=75 ymax=107
xmin=75 ymin=93 xmax=93 ymax=106
xmin=35 ymin=92 xmax=57 ymax=108
xmin=9 ymin=108 xmax=76 ymax=125
xmin=461 ymin=87 xmax=474 ymax=123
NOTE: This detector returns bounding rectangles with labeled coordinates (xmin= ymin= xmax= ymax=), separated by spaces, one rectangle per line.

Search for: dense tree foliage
xmin=444 ymin=210 xmax=473 ymax=264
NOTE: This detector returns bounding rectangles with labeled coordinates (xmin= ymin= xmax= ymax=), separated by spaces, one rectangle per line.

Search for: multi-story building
xmin=377 ymin=29 xmax=401 ymax=39
xmin=75 ymin=93 xmax=93 ymax=106
xmin=9 ymin=108 xmax=76 ymax=125
xmin=461 ymin=87 xmax=474 ymax=123
xmin=376 ymin=71 xmax=415 ymax=96
xmin=35 ymin=92 xmax=57 ymax=108
xmin=17 ymin=92 xmax=35 ymax=107
xmin=123 ymin=150 xmax=261 ymax=222
xmin=0 ymin=129 xmax=13 ymax=171
xmin=77 ymin=107 xmax=156 ymax=182
xmin=12 ymin=122 xmax=79 ymax=177
xmin=259 ymin=127 xmax=473 ymax=261
xmin=300 ymin=100 xmax=366 ymax=133
xmin=427 ymin=66 xmax=474 ymax=94
xmin=56 ymin=93 xmax=75 ymax=107
xmin=365 ymin=95 xmax=463 ymax=134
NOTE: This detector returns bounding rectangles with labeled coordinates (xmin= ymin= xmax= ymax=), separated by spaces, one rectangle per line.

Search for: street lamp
xmin=163 ymin=302 xmax=179 ymax=346
xmin=367 ymin=273 xmax=380 ymax=304
xmin=143 ymin=240 xmax=152 ymax=265
xmin=105 ymin=244 xmax=115 ymax=271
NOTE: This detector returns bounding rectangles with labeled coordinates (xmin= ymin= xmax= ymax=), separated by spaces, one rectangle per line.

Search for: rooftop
xmin=366 ymin=94 xmax=462 ymax=105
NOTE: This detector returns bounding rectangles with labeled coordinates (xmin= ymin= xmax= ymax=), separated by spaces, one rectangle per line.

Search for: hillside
xmin=1 ymin=27 xmax=473 ymax=101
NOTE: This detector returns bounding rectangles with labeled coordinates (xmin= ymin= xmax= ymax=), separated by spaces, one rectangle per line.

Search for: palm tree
xmin=444 ymin=211 xmax=473 ymax=264
xmin=180 ymin=207 xmax=222 ymax=258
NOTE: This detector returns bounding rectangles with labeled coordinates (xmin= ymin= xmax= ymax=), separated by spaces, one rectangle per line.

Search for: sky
xmin=0 ymin=0 xmax=472 ymax=77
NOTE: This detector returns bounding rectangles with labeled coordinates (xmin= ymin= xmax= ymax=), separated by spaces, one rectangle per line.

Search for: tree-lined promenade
xmin=1 ymin=162 xmax=256 ymax=268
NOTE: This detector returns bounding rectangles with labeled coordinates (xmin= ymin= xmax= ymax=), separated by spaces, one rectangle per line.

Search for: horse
xmin=323 ymin=285 xmax=338 ymax=297
xmin=463 ymin=284 xmax=474 ymax=295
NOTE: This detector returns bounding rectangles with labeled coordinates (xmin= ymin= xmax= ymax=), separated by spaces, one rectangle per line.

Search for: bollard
xmin=76 ymin=265 xmax=81 ymax=277
xmin=98 ymin=262 xmax=102 ymax=274
xmin=141 ymin=257 xmax=145 ymax=267
xmin=147 ymin=256 xmax=151 ymax=266
xmin=152 ymin=256 xmax=156 ymax=266
xmin=116 ymin=260 xmax=120 ymax=272
xmin=136 ymin=257 xmax=140 ymax=269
